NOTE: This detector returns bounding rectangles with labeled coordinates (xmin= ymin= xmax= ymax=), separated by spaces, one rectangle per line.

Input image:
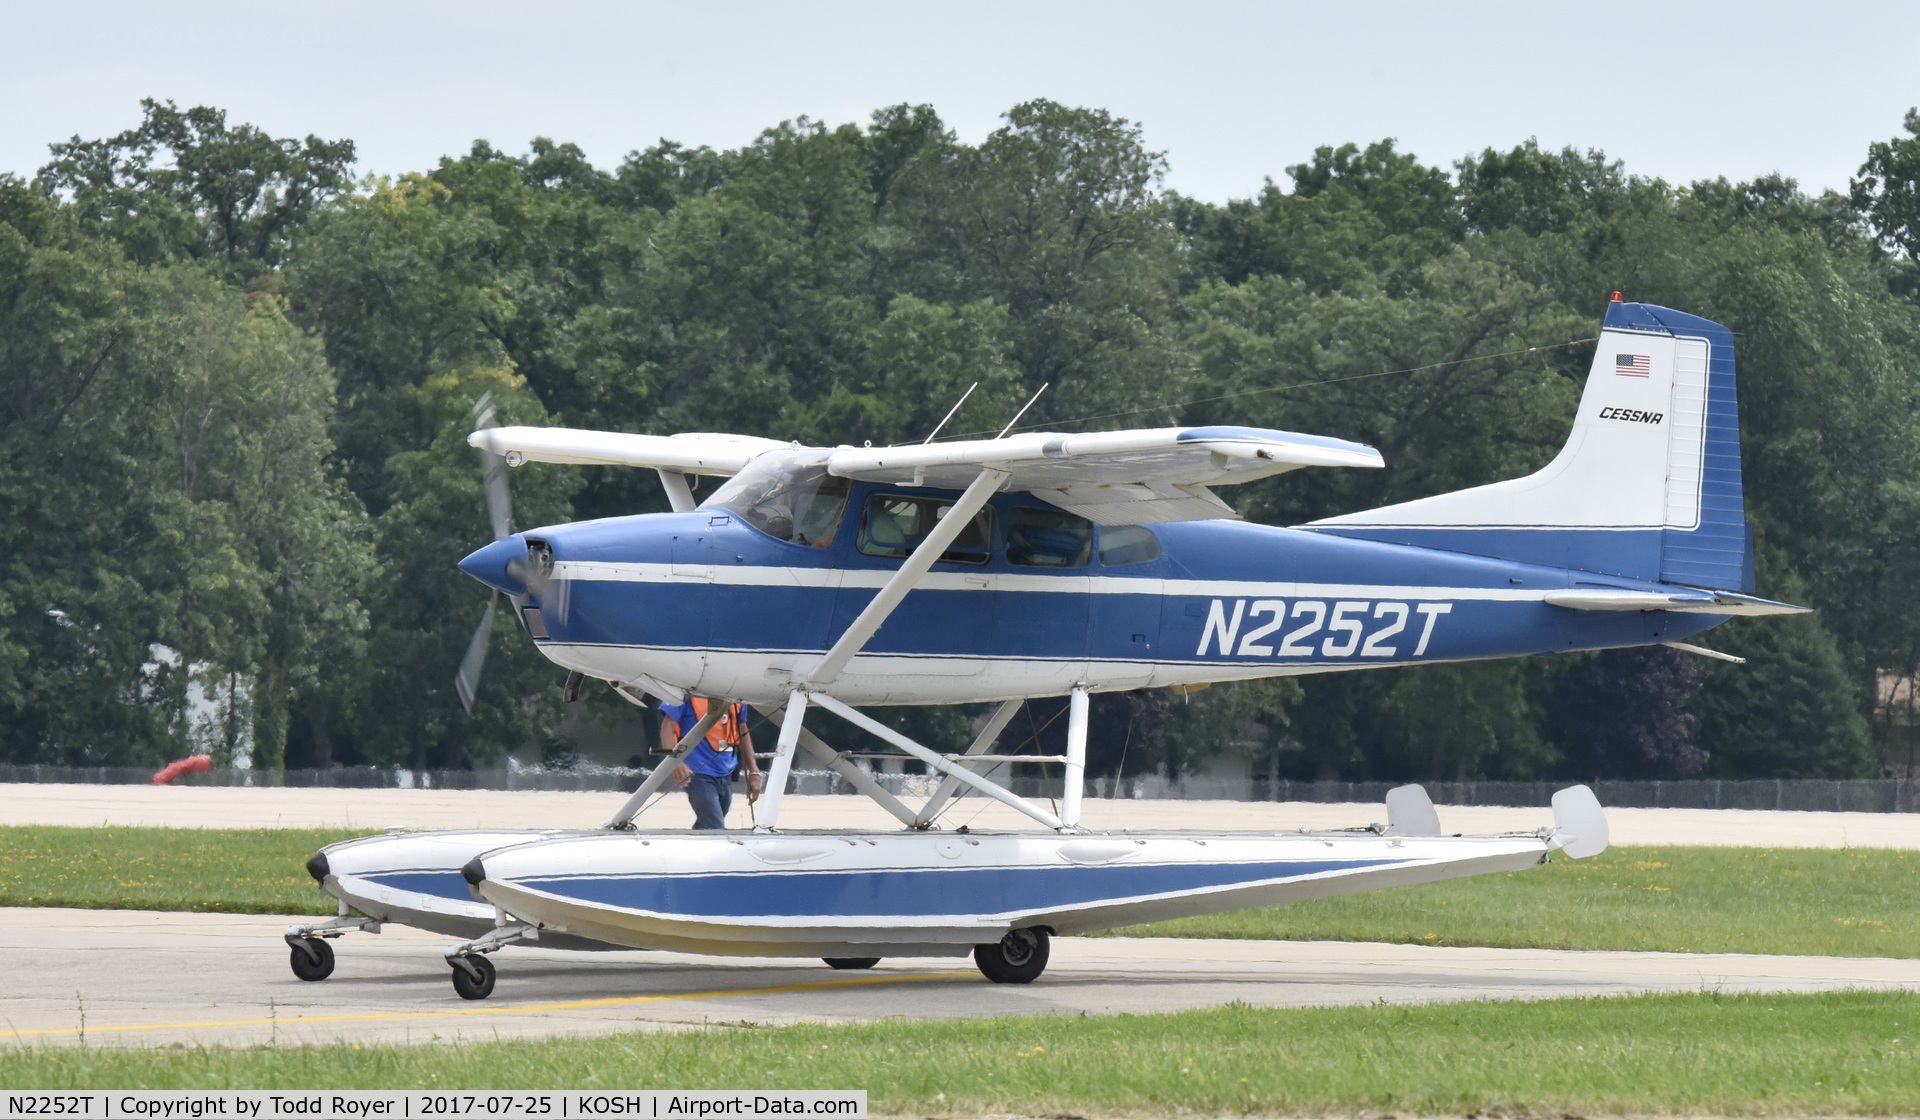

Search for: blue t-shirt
xmin=659 ymin=699 xmax=752 ymax=778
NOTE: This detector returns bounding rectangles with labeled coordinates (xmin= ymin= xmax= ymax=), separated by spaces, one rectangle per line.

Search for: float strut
xmin=754 ymin=690 xmax=810 ymax=831
xmin=1063 ymin=686 xmax=1089 ymax=830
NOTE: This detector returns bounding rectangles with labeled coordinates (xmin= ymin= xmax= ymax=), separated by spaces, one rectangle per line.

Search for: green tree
xmin=883 ymin=100 xmax=1184 ymax=429
xmin=40 ymin=98 xmax=355 ymax=272
xmin=152 ymin=276 xmax=371 ymax=770
xmin=0 ymin=176 xmax=175 ymax=762
xmin=1177 ymin=139 xmax=1461 ymax=295
xmin=1698 ymin=612 xmax=1875 ymax=778
xmin=0 ymin=177 xmax=365 ymax=768
xmin=1852 ymin=107 xmax=1920 ymax=297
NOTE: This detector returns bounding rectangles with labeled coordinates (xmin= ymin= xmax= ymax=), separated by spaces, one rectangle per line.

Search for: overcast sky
xmin=5 ymin=1 xmax=1918 ymax=202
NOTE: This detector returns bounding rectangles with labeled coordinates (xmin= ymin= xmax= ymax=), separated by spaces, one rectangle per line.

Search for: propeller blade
xmin=483 ymin=455 xmax=512 ymax=541
xmin=457 ymin=394 xmax=514 ymax=713
xmin=456 ymin=592 xmax=498 ymax=715
xmin=471 ymin=392 xmax=513 ymax=541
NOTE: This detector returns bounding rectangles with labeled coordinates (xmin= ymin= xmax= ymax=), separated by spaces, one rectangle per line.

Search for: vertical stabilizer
xmin=1309 ymin=300 xmax=1750 ymax=591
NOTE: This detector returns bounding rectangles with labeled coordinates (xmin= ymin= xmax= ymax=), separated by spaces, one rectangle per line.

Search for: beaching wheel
xmin=289 ymin=937 xmax=335 ymax=982
xmin=450 ymin=954 xmax=496 ymax=1000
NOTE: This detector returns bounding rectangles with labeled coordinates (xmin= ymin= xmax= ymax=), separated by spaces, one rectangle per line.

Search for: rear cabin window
xmin=1008 ymin=507 xmax=1093 ymax=568
xmin=1098 ymin=524 xmax=1161 ymax=566
xmin=857 ymin=493 xmax=994 ymax=565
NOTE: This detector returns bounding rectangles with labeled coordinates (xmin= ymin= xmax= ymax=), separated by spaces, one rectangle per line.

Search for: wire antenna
xmin=921 ymin=381 xmax=978 ymax=444
xmin=944 ymin=336 xmax=1597 ymax=442
xmin=995 ymin=383 xmax=1049 ymax=439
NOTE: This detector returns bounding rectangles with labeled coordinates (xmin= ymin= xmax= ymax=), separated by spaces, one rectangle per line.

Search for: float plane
xmin=289 ymin=298 xmax=1802 ymax=999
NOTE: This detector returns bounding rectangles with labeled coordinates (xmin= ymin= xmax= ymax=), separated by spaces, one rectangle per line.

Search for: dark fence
xmin=1222 ymin=777 xmax=1920 ymax=813
xmin=0 ymin=764 xmax=640 ymax=792
xmin=5 ymin=763 xmax=1920 ymax=813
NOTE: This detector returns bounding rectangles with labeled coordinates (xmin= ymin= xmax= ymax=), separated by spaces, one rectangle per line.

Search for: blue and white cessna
xmin=291 ymin=299 xmax=1801 ymax=999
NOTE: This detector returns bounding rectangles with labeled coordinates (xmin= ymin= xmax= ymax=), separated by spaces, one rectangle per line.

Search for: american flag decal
xmin=1615 ymin=353 xmax=1651 ymax=377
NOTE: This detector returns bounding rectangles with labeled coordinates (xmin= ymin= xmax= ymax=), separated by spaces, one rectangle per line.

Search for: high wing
xmin=470 ymin=423 xmax=1382 ymax=526
xmin=469 ymin=427 xmax=791 ymax=475
xmin=822 ymin=425 xmax=1382 ymax=525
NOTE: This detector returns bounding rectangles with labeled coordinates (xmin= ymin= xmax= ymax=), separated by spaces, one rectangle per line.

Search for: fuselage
xmin=459 ymin=479 xmax=1728 ymax=707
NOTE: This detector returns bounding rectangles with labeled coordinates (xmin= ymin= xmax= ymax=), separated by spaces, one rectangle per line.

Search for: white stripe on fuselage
xmin=553 ymin=560 xmax=1554 ymax=602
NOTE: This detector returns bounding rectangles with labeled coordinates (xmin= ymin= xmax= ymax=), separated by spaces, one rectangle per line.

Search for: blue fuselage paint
xmin=461 ymin=481 xmax=1726 ymax=705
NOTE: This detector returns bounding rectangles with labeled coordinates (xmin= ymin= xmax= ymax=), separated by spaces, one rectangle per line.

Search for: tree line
xmin=4 ymin=98 xmax=1920 ymax=781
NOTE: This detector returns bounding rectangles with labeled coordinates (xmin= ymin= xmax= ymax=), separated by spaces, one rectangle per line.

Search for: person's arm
xmin=665 ymin=717 xmax=696 ymax=787
xmin=739 ymin=722 xmax=761 ymax=804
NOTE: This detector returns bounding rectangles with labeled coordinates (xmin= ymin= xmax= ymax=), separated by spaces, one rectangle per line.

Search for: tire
xmin=289 ymin=937 xmax=335 ymax=982
xmin=451 ymin=954 xmax=496 ymax=1000
xmin=822 ymin=957 xmax=882 ymax=970
xmin=973 ymin=928 xmax=1049 ymax=984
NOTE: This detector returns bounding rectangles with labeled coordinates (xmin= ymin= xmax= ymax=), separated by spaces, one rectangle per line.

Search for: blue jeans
xmin=687 ymin=772 xmax=733 ymax=830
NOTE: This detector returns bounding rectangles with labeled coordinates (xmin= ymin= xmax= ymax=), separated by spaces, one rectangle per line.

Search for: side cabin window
xmin=857 ymin=493 xmax=993 ymax=565
xmin=702 ymin=453 xmax=849 ymax=547
xmin=1098 ymin=524 xmax=1161 ymax=566
xmin=1008 ymin=506 xmax=1093 ymax=568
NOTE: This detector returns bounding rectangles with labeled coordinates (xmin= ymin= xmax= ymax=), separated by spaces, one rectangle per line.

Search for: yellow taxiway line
xmin=2 ymin=971 xmax=969 ymax=1039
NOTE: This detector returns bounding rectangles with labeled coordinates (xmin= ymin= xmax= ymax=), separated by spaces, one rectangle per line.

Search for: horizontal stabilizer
xmin=1543 ymin=588 xmax=1807 ymax=616
xmin=1550 ymin=784 xmax=1609 ymax=859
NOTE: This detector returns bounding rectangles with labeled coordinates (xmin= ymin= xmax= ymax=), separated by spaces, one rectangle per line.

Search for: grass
xmin=1104 ymin=844 xmax=1920 ymax=958
xmin=4 ymin=827 xmax=1918 ymax=958
xmin=0 ymin=827 xmax=356 ymax=915
xmin=6 ymin=990 xmax=1920 ymax=1114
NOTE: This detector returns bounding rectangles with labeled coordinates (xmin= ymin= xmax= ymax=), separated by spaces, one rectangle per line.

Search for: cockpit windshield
xmin=700 ymin=451 xmax=850 ymax=547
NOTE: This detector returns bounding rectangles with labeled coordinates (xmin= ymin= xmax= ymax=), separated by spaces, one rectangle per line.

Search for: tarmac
xmin=5 ymin=906 xmax=1918 ymax=1049
xmin=7 ymin=782 xmax=1920 ymax=847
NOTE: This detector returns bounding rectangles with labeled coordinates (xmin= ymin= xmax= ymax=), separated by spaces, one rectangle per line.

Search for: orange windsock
xmin=152 ymin=755 xmax=213 ymax=785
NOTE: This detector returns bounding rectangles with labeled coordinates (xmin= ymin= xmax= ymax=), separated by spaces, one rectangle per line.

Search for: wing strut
xmin=655 ymin=469 xmax=696 ymax=513
xmin=603 ymin=704 xmax=726 ymax=829
xmin=806 ymin=467 xmax=1009 ymax=687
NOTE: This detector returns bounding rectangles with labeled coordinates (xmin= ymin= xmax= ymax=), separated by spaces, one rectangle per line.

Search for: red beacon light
xmin=1611 ymin=291 xmax=1622 ymax=301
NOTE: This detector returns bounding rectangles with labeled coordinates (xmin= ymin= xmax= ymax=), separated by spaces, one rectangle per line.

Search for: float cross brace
xmin=759 ymin=691 xmax=1080 ymax=833
xmin=913 ymin=698 xmax=1024 ymax=827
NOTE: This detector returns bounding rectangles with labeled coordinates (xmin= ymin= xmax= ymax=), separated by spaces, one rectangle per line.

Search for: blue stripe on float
xmin=361 ymin=871 xmax=474 ymax=901
xmin=509 ymin=858 xmax=1412 ymax=918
